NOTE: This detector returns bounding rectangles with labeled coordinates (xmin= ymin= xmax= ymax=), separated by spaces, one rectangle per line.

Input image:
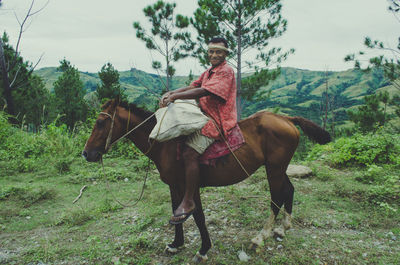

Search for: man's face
xmin=208 ymin=42 xmax=227 ymax=67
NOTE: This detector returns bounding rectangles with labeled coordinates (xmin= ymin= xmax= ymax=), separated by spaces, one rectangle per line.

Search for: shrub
xmin=107 ymin=139 xmax=142 ymax=159
xmin=307 ymin=129 xmax=400 ymax=167
xmin=55 ymin=208 xmax=93 ymax=226
xmin=368 ymin=175 xmax=400 ymax=206
xmin=0 ymin=113 xmax=92 ymax=174
xmin=54 ymin=156 xmax=74 ymax=173
xmin=0 ymin=186 xmax=56 ymax=207
xmin=355 ymin=164 xmax=384 ymax=184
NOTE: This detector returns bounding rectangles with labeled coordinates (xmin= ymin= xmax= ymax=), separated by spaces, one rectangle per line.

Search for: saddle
xmin=177 ymin=124 xmax=245 ymax=166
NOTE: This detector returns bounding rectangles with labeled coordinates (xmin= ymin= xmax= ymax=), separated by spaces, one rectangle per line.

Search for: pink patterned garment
xmin=191 ymin=60 xmax=237 ymax=140
xmin=199 ymin=123 xmax=245 ymax=165
xmin=176 ymin=124 xmax=245 ymax=166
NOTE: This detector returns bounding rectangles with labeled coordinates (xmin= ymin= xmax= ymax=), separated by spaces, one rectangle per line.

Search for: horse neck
xmin=122 ymin=111 xmax=162 ymax=162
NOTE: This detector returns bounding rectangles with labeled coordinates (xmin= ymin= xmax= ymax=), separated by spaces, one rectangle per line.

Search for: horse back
xmin=200 ymin=111 xmax=300 ymax=187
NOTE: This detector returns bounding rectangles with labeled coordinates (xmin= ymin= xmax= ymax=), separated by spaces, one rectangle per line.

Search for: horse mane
xmin=102 ymin=99 xmax=156 ymax=122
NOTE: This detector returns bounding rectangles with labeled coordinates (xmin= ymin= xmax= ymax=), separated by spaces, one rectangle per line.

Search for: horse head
xmin=82 ymin=98 xmax=123 ymax=162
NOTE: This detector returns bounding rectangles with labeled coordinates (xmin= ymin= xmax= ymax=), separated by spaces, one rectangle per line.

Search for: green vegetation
xmin=96 ymin=62 xmax=126 ymax=104
xmin=53 ymin=59 xmax=89 ymax=129
xmin=133 ymin=0 xmax=194 ymax=92
xmin=1 ymin=109 xmax=399 ymax=264
xmin=32 ymin=65 xmax=400 ymax=130
xmin=192 ymin=0 xmax=294 ymax=117
xmin=0 ymin=32 xmax=53 ymax=128
xmin=1 ymin=1 xmax=399 ymax=263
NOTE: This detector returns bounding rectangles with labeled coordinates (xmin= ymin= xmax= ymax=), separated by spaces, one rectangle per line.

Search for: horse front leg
xmin=165 ymin=185 xmax=185 ymax=253
xmin=191 ymin=190 xmax=212 ymax=263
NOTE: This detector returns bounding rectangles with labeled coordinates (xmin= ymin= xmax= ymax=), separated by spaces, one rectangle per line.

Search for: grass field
xmin=1 ymin=156 xmax=399 ymax=264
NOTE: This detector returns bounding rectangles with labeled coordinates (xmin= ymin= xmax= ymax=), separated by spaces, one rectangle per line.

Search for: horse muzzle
xmin=82 ymin=149 xmax=102 ymax=162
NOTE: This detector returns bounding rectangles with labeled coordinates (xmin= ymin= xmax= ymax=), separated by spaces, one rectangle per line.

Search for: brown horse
xmin=83 ymin=99 xmax=331 ymax=261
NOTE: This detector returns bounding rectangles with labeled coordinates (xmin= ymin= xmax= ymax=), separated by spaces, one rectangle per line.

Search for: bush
xmin=107 ymin=139 xmax=142 ymax=159
xmin=307 ymin=129 xmax=399 ymax=211
xmin=54 ymin=156 xmax=74 ymax=173
xmin=355 ymin=164 xmax=384 ymax=184
xmin=368 ymin=174 xmax=400 ymax=204
xmin=55 ymin=208 xmax=93 ymax=226
xmin=307 ymin=128 xmax=400 ymax=167
xmin=0 ymin=185 xmax=56 ymax=207
xmin=0 ymin=113 xmax=91 ymax=174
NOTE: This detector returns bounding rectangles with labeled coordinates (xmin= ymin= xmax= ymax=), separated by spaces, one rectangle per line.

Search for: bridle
xmin=97 ymin=107 xmax=155 ymax=208
xmin=99 ymin=107 xmax=156 ymax=154
xmin=99 ymin=111 xmax=116 ymax=153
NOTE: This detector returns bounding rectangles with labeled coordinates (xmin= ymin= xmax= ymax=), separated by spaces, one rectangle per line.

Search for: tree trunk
xmin=323 ymin=71 xmax=329 ymax=130
xmin=0 ymin=38 xmax=16 ymax=117
xmin=236 ymin=0 xmax=242 ymax=120
xmin=331 ymin=96 xmax=335 ymax=138
xmin=165 ymin=39 xmax=170 ymax=92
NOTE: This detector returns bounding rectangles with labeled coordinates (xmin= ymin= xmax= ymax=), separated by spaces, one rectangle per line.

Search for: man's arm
xmin=160 ymin=87 xmax=211 ymax=107
xmin=160 ymin=85 xmax=194 ymax=107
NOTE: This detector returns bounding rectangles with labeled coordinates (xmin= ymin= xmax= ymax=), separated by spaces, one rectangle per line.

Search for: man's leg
xmin=170 ymin=131 xmax=214 ymax=224
xmin=170 ymin=146 xmax=200 ymax=224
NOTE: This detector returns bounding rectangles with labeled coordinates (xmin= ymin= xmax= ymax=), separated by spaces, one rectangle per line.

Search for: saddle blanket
xmin=199 ymin=123 xmax=245 ymax=165
xmin=177 ymin=124 xmax=245 ymax=165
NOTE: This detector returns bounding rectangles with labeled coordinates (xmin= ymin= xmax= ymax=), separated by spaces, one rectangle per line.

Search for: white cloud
xmin=1 ymin=0 xmax=399 ymax=75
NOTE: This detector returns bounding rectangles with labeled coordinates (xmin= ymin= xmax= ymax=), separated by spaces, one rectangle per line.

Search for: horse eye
xmin=96 ymin=119 xmax=105 ymax=128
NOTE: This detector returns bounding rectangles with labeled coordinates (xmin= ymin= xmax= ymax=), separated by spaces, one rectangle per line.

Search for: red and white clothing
xmin=191 ymin=60 xmax=237 ymax=140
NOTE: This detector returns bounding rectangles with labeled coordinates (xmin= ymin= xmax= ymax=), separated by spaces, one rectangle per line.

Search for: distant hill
xmin=242 ymin=67 xmax=396 ymax=127
xmin=35 ymin=66 xmax=396 ymax=127
xmin=35 ymin=67 xmax=190 ymax=108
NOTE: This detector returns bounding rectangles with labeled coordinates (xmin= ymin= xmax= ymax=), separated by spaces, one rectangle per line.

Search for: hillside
xmin=242 ymin=67 xmax=394 ymax=126
xmin=35 ymin=67 xmax=190 ymax=108
xmin=35 ymin=67 xmax=396 ymax=126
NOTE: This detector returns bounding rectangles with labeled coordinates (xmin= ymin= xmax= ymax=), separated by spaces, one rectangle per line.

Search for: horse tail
xmin=287 ymin=116 xmax=331 ymax=144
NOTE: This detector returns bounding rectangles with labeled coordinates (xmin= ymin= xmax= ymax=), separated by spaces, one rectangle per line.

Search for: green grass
xmin=1 ymin=157 xmax=399 ymax=264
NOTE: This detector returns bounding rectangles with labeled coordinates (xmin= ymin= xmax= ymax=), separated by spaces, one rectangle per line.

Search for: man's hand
xmin=159 ymin=91 xmax=175 ymax=108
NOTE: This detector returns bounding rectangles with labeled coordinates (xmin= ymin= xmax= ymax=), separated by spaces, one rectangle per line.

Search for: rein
xmin=99 ymin=110 xmax=156 ymax=153
xmin=99 ymin=102 xmax=282 ymax=212
xmin=98 ymin=108 xmax=156 ymax=207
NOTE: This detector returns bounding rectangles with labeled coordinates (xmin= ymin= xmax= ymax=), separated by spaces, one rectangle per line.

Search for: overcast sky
xmin=1 ymin=0 xmax=398 ymax=75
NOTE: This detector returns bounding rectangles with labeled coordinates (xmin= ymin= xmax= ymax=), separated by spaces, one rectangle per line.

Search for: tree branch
xmin=72 ymin=185 xmax=87 ymax=204
xmin=11 ymin=0 xmax=49 ymax=71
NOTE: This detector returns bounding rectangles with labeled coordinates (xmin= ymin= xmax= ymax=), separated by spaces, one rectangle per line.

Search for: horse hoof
xmin=192 ymin=251 xmax=208 ymax=263
xmin=250 ymin=235 xmax=263 ymax=249
xmin=273 ymin=227 xmax=285 ymax=238
xmin=165 ymin=244 xmax=183 ymax=254
xmin=249 ymin=242 xmax=258 ymax=251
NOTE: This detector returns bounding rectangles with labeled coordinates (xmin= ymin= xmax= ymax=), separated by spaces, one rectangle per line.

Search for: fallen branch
xmin=72 ymin=185 xmax=87 ymax=204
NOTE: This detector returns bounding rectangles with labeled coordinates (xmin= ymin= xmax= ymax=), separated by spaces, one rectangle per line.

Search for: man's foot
xmin=169 ymin=208 xmax=196 ymax=225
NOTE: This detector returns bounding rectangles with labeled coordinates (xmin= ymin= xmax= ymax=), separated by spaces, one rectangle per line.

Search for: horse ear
xmin=112 ymin=96 xmax=120 ymax=108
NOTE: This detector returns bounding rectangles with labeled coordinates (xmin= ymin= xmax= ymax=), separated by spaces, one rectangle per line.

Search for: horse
xmin=82 ymin=98 xmax=331 ymax=262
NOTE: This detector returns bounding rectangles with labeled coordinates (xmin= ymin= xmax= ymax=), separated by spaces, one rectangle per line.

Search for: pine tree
xmin=347 ymin=93 xmax=388 ymax=132
xmin=96 ymin=62 xmax=125 ymax=103
xmin=345 ymin=0 xmax=400 ymax=120
xmin=191 ymin=0 xmax=293 ymax=118
xmin=0 ymin=32 xmax=51 ymax=128
xmin=53 ymin=59 xmax=88 ymax=129
xmin=133 ymin=0 xmax=194 ymax=92
xmin=0 ymin=0 xmax=48 ymax=120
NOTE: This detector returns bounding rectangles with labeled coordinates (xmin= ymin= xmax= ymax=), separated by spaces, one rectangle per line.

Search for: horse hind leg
xmin=273 ymin=173 xmax=294 ymax=238
xmin=250 ymin=209 xmax=276 ymax=248
xmin=282 ymin=173 xmax=294 ymax=231
xmin=250 ymin=164 xmax=286 ymax=248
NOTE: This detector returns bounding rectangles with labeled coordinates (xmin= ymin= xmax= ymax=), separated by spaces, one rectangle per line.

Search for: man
xmin=160 ymin=37 xmax=237 ymax=224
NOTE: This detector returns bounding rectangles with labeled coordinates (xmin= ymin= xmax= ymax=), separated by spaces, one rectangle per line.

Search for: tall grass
xmin=306 ymin=127 xmax=400 ymax=211
xmin=0 ymin=111 xmax=89 ymax=174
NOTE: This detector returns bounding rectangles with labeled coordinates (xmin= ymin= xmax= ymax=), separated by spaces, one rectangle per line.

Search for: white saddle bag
xmin=149 ymin=99 xmax=209 ymax=142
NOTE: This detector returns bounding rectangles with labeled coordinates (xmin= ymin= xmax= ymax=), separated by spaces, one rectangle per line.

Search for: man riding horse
xmin=159 ymin=37 xmax=237 ymax=225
